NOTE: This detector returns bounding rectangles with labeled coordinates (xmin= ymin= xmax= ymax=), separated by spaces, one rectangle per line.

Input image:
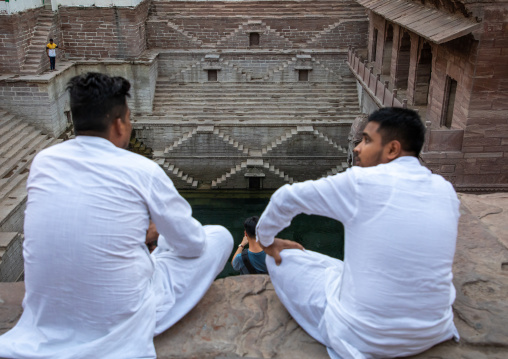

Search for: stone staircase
xmin=312 ymin=128 xmax=348 ymax=154
xmin=147 ymin=0 xmax=368 ymax=48
xmin=166 ymin=21 xmax=204 ymax=47
xmin=263 ymin=161 xmax=294 ymax=184
xmin=159 ymin=161 xmax=199 ymax=188
xmin=0 ymin=110 xmax=62 ymax=233
xmin=162 ymin=128 xmax=198 ymax=154
xmin=211 ymin=161 xmax=248 ymax=188
xmin=262 ymin=57 xmax=298 ymax=81
xmin=215 ymin=19 xmax=295 ymax=48
xmin=146 ymin=81 xmax=360 ymax=123
xmin=210 ymin=160 xmax=295 ymax=189
xmin=20 ymin=9 xmax=55 ymax=75
xmin=150 ymin=0 xmax=367 ymax=19
xmin=323 ymin=162 xmax=349 ymax=177
xmin=0 ymin=232 xmax=24 ymax=282
xmin=213 ymin=128 xmax=250 ymax=155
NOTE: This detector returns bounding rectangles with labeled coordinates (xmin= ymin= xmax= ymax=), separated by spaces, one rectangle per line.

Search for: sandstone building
xmin=0 ymin=0 xmax=507 ymax=280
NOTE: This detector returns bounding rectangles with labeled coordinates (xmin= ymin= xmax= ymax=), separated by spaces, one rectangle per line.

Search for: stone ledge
xmin=1 ymin=193 xmax=507 ymax=358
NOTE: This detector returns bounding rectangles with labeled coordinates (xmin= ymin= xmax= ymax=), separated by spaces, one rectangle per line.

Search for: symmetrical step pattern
xmin=0 ymin=110 xmax=62 ymax=229
xmin=264 ymin=161 xmax=295 ymax=184
xmin=211 ymin=160 xmax=295 ymax=188
xmin=20 ymin=10 xmax=55 ymax=75
xmin=213 ymin=128 xmax=250 ymax=155
xmin=313 ymin=129 xmax=348 ymax=154
xmin=164 ymin=128 xmax=197 ymax=153
xmin=147 ymin=0 xmax=367 ymax=49
xmin=148 ymin=81 xmax=360 ymax=122
xmin=262 ymin=128 xmax=298 ymax=154
xmin=161 ymin=161 xmax=199 ymax=188
xmin=323 ymin=162 xmax=350 ymax=177
xmin=211 ymin=161 xmax=248 ymax=188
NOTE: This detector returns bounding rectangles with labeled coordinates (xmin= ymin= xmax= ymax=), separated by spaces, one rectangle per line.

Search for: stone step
xmin=150 ymin=110 xmax=359 ymax=116
xmin=155 ymin=83 xmax=356 ymax=90
xmin=0 ymin=125 xmax=38 ymax=160
xmin=138 ymin=116 xmax=358 ymax=123
xmin=153 ymin=102 xmax=358 ymax=109
xmin=0 ymin=135 xmax=51 ymax=193
xmin=0 ymin=115 xmax=21 ymax=137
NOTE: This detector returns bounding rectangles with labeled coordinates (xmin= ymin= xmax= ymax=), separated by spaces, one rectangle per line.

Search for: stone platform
xmin=1 ymin=192 xmax=507 ymax=358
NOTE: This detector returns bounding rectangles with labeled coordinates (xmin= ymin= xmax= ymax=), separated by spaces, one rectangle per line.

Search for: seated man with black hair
xmin=0 ymin=72 xmax=234 ymax=359
xmin=257 ymin=107 xmax=460 ymax=359
xmin=231 ymin=216 xmax=268 ymax=274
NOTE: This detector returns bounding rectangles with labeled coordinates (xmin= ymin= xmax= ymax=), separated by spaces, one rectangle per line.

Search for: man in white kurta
xmin=0 ymin=73 xmax=233 ymax=359
xmin=257 ymin=108 xmax=460 ymax=359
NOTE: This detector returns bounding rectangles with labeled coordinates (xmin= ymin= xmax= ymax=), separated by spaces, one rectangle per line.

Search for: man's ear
xmin=111 ymin=117 xmax=122 ymax=135
xmin=386 ymin=140 xmax=402 ymax=160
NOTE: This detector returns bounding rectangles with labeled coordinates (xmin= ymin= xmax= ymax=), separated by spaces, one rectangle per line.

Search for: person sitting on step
xmin=231 ymin=216 xmax=268 ymax=274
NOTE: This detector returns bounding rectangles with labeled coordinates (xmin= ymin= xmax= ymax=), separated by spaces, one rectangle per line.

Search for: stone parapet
xmin=1 ymin=193 xmax=508 ymax=357
xmin=0 ymin=51 xmax=158 ymax=137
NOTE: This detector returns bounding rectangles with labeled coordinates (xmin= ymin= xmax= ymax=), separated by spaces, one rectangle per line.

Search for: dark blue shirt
xmin=232 ymin=250 xmax=267 ymax=274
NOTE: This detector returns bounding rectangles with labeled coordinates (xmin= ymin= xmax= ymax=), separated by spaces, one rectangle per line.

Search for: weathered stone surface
xmin=0 ymin=282 xmax=24 ymax=335
xmin=347 ymin=113 xmax=368 ymax=166
xmin=155 ymin=275 xmax=328 ymax=359
xmin=1 ymin=193 xmax=508 ymax=358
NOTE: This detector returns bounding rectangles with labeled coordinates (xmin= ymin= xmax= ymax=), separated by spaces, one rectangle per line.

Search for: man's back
xmin=9 ymin=136 xmax=164 ymax=357
xmin=326 ymin=157 xmax=460 ymax=356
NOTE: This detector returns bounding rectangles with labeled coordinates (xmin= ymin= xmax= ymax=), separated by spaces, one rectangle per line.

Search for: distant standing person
xmin=231 ymin=216 xmax=268 ymax=274
xmin=46 ymin=38 xmax=59 ymax=71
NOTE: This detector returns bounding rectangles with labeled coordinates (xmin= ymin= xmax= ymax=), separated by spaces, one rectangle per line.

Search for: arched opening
xmin=382 ymin=24 xmax=393 ymax=75
xmin=413 ymin=42 xmax=432 ymax=105
xmin=395 ymin=31 xmax=411 ymax=89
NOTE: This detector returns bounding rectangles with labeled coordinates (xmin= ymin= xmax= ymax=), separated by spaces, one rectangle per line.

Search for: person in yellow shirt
xmin=46 ymin=38 xmax=59 ymax=71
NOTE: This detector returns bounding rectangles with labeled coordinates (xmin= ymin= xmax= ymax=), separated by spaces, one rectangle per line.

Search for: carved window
xmin=208 ymin=70 xmax=218 ymax=82
xmin=250 ymin=32 xmax=260 ymax=46
xmin=299 ymin=70 xmax=309 ymax=81
xmin=382 ymin=24 xmax=393 ymax=75
xmin=414 ymin=42 xmax=432 ymax=106
xmin=371 ymin=28 xmax=378 ymax=62
xmin=395 ymin=31 xmax=411 ymax=89
xmin=441 ymin=76 xmax=457 ymax=128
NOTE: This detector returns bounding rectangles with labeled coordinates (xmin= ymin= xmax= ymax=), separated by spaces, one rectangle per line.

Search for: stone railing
xmin=346 ymin=47 xmax=406 ymax=109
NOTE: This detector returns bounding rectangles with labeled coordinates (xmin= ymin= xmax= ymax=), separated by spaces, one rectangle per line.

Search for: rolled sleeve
xmin=256 ymin=170 xmax=358 ymax=247
xmin=232 ymin=253 xmax=243 ymax=271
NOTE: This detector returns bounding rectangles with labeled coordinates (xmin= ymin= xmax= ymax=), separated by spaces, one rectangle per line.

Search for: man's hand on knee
xmin=146 ymin=220 xmax=159 ymax=253
xmin=262 ymin=238 xmax=304 ymax=265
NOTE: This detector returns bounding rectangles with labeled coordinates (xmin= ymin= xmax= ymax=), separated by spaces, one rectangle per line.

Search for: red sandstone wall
xmin=422 ymin=4 xmax=508 ymax=190
xmin=458 ymin=5 xmax=508 ymax=187
xmin=146 ymin=0 xmax=368 ymax=50
xmin=59 ymin=0 xmax=150 ymax=59
xmin=0 ymin=7 xmax=42 ymax=74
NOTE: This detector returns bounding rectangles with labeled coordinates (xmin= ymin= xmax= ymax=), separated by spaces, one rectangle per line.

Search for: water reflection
xmin=182 ymin=191 xmax=345 ymax=278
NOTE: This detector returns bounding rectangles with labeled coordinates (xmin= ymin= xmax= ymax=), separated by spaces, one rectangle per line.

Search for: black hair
xmin=67 ymin=72 xmax=131 ymax=134
xmin=49 ymin=38 xmax=53 ymax=42
xmin=244 ymin=216 xmax=259 ymax=238
xmin=367 ymin=107 xmax=426 ymax=157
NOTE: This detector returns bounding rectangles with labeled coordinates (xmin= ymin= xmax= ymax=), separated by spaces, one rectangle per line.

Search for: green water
xmin=182 ymin=191 xmax=345 ymax=278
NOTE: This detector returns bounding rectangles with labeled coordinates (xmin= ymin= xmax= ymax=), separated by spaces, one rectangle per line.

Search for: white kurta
xmin=0 ymin=136 xmax=233 ymax=359
xmin=257 ymin=157 xmax=460 ymax=359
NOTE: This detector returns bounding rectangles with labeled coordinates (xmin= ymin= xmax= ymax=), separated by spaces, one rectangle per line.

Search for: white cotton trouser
xmin=266 ymin=249 xmax=356 ymax=359
xmin=152 ymin=225 xmax=233 ymax=335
